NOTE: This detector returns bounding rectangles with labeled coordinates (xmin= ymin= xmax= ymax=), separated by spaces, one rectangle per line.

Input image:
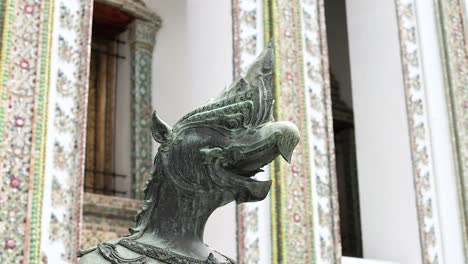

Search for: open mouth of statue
xmin=207 ymin=121 xmax=300 ymax=203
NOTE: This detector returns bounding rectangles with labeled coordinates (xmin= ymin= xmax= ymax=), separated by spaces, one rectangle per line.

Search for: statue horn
xmin=151 ymin=111 xmax=173 ymax=143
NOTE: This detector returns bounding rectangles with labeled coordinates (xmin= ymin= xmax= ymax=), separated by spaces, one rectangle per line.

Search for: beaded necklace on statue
xmin=96 ymin=239 xmax=236 ymax=264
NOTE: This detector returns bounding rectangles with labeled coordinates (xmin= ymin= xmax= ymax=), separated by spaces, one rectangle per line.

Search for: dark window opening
xmin=324 ymin=0 xmax=363 ymax=257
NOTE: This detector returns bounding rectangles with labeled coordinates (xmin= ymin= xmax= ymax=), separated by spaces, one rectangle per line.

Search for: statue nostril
xmin=248 ymin=128 xmax=257 ymax=134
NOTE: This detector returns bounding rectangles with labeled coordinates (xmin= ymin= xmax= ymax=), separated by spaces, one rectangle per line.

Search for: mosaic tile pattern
xmin=0 ymin=0 xmax=53 ymax=263
xmin=232 ymin=1 xmax=272 ymax=263
xmin=0 ymin=0 xmax=163 ymax=263
xmin=128 ymin=20 xmax=159 ymax=199
xmin=267 ymin=0 xmax=340 ymax=263
xmin=40 ymin=0 xmax=93 ymax=262
xmin=80 ymin=193 xmax=140 ymax=249
xmin=394 ymin=1 xmax=445 ymax=263
xmin=0 ymin=1 xmax=90 ymax=263
xmin=298 ymin=0 xmax=342 ymax=262
xmin=434 ymin=0 xmax=468 ymax=260
xmin=0 ymin=0 xmax=92 ymax=262
xmin=233 ymin=0 xmax=340 ymax=263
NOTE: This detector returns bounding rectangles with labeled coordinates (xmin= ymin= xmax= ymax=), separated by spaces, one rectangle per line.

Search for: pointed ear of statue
xmin=151 ymin=111 xmax=173 ymax=143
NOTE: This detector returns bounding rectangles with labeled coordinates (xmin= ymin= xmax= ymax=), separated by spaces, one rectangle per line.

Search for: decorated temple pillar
xmin=233 ymin=1 xmax=341 ymax=263
xmin=128 ymin=19 xmax=159 ymax=199
xmin=0 ymin=0 xmax=93 ymax=263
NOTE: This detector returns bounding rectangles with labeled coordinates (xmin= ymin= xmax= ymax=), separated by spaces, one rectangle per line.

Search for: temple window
xmin=84 ymin=2 xmax=133 ymax=196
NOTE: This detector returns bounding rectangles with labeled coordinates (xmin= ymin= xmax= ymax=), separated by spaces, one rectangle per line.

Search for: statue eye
xmin=225 ymin=119 xmax=240 ymax=130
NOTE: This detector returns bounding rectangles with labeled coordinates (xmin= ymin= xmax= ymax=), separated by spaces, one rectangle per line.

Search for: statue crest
xmin=79 ymin=43 xmax=300 ymax=264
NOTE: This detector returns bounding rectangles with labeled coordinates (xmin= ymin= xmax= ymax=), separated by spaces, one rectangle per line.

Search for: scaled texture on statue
xmin=78 ymin=43 xmax=300 ymax=264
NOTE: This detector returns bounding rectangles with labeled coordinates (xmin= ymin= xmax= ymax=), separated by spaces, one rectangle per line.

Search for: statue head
xmin=135 ymin=43 xmax=299 ymax=232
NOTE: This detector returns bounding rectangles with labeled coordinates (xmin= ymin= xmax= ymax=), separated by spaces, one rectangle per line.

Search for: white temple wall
xmin=346 ymin=0 xmax=423 ymax=263
xmin=185 ymin=0 xmax=236 ymax=259
xmin=347 ymin=0 xmax=466 ymax=263
xmin=147 ymin=0 xmax=190 ymax=126
xmin=145 ymin=0 xmax=237 ymax=259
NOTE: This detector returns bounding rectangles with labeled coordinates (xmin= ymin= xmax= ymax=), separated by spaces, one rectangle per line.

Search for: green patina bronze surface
xmin=78 ymin=43 xmax=300 ymax=264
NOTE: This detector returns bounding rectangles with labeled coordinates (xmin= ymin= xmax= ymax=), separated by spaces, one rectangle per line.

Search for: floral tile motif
xmin=233 ymin=0 xmax=340 ymax=263
xmin=39 ymin=0 xmax=93 ymax=262
xmin=268 ymin=0 xmax=340 ymax=263
xmin=0 ymin=0 xmax=52 ymax=263
xmin=232 ymin=0 xmax=261 ymax=76
xmin=232 ymin=1 xmax=271 ymax=263
xmin=0 ymin=0 xmax=162 ymax=263
xmin=394 ymin=1 xmax=444 ymax=263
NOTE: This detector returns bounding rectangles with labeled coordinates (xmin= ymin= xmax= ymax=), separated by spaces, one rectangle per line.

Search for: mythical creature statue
xmin=78 ymin=43 xmax=300 ymax=264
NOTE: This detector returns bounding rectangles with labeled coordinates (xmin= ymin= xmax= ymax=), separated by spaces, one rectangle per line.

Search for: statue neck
xmin=139 ymin=181 xmax=224 ymax=258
